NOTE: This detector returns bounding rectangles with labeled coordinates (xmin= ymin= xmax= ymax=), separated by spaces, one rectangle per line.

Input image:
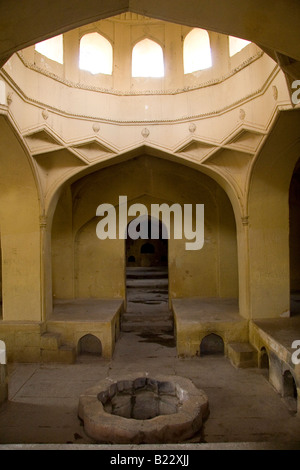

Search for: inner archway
xmin=126 ymin=216 xmax=168 ymax=268
xmin=283 ymin=370 xmax=298 ymax=413
xmin=123 ymin=215 xmax=172 ymax=337
xmin=289 ymin=158 xmax=300 ymax=316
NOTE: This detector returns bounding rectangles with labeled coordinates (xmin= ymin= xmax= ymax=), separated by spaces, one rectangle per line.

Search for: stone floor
xmin=0 ymin=330 xmax=300 ymax=449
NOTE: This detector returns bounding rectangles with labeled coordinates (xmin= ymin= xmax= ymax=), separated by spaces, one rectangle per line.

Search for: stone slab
xmin=172 ymin=297 xmax=248 ymax=357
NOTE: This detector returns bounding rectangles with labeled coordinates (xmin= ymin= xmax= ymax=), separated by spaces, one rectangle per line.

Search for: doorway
xmin=122 ymin=216 xmax=173 ymax=337
xmin=289 ymin=159 xmax=300 ymax=316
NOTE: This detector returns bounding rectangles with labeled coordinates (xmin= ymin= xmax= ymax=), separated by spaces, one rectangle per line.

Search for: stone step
xmin=126 ymin=271 xmax=168 ymax=280
xmin=41 ymin=342 xmax=76 ymax=364
xmin=40 ymin=331 xmax=76 ymax=363
xmin=126 ymin=299 xmax=168 ymax=305
xmin=122 ymin=314 xmax=173 ymax=323
xmin=40 ymin=332 xmax=62 ymax=351
xmin=121 ymin=321 xmax=174 ymax=334
xmin=126 ymin=279 xmax=168 ymax=288
xmin=227 ymin=342 xmax=258 ymax=368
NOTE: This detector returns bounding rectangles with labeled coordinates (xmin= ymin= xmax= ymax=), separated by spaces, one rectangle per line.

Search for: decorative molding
xmin=0 ymin=63 xmax=282 ymax=126
xmin=241 ymin=216 xmax=249 ymax=226
xmin=6 ymin=92 xmax=13 ymax=105
xmin=111 ymin=13 xmax=159 ymax=23
xmin=39 ymin=214 xmax=47 ymax=228
xmin=16 ymin=50 xmax=264 ymax=97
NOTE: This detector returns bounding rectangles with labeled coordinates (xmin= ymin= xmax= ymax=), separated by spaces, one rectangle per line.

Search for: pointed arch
xmin=79 ymin=32 xmax=113 ymax=75
xmin=183 ymin=28 xmax=212 ymax=74
xmin=132 ymin=38 xmax=164 ymax=77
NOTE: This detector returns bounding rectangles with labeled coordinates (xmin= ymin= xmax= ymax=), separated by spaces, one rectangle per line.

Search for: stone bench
xmin=46 ymin=299 xmax=124 ymax=361
xmin=172 ymin=297 xmax=248 ymax=357
xmin=250 ymin=318 xmax=300 ymax=413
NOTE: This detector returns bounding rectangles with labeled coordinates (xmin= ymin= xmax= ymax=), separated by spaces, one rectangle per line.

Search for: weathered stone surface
xmin=78 ymin=374 xmax=209 ymax=444
xmin=0 ymin=364 xmax=8 ymax=404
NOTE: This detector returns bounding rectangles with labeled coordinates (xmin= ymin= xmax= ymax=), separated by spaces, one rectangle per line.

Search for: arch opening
xmin=51 ymin=154 xmax=238 ymax=327
xmin=184 ymin=28 xmax=212 ymax=73
xmin=200 ymin=333 xmax=224 ymax=356
xmin=283 ymin=370 xmax=298 ymax=413
xmin=126 ymin=216 xmax=168 ymax=268
xmin=79 ymin=32 xmax=113 ymax=75
xmin=289 ymin=158 xmax=300 ymax=316
xmin=78 ymin=334 xmax=102 ymax=357
xmin=124 ymin=215 xmax=170 ymax=334
xmin=132 ymin=39 xmax=164 ymax=77
xmin=35 ymin=34 xmax=64 ymax=63
xmin=260 ymin=347 xmax=269 ymax=369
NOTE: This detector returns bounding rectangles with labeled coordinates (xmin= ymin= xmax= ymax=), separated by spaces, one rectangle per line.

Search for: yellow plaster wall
xmin=52 ymin=155 xmax=238 ymax=302
xmin=0 ymin=117 xmax=41 ymax=322
xmin=248 ymin=111 xmax=300 ymax=319
xmin=52 ymin=186 xmax=74 ymax=299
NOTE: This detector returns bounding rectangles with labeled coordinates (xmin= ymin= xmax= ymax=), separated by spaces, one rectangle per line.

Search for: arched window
xmin=229 ymin=36 xmax=251 ymax=57
xmin=35 ymin=34 xmax=64 ymax=64
xmin=183 ymin=28 xmax=212 ymax=74
xmin=132 ymin=39 xmax=164 ymax=77
xmin=79 ymin=32 xmax=113 ymax=75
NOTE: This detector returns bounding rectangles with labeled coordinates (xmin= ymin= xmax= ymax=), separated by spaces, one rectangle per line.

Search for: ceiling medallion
xmin=272 ymin=85 xmax=278 ymax=100
xmin=189 ymin=123 xmax=197 ymax=133
xmin=92 ymin=123 xmax=100 ymax=133
xmin=239 ymin=108 xmax=246 ymax=120
xmin=6 ymin=93 xmax=13 ymax=105
xmin=42 ymin=109 xmax=49 ymax=120
xmin=141 ymin=128 xmax=150 ymax=138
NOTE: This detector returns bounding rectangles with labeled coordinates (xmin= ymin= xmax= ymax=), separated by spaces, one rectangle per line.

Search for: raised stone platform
xmin=250 ymin=316 xmax=300 ymax=413
xmin=172 ymin=297 xmax=248 ymax=357
xmin=47 ymin=298 xmax=124 ymax=360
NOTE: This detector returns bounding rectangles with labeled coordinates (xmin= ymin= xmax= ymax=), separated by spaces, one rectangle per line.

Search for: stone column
xmin=63 ymin=30 xmax=80 ymax=84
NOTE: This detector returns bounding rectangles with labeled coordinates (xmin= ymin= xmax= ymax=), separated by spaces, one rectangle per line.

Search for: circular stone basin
xmin=78 ymin=374 xmax=209 ymax=444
